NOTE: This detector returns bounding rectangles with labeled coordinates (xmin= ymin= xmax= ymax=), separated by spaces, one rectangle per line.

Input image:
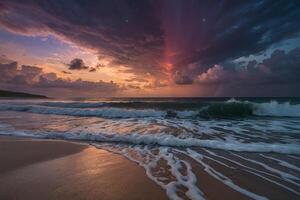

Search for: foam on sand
xmin=95 ymin=145 xmax=206 ymax=200
xmin=1 ymin=126 xmax=299 ymax=155
xmin=183 ymin=149 xmax=269 ymax=200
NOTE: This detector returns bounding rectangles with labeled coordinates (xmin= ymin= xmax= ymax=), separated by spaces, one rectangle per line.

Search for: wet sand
xmin=0 ymin=136 xmax=167 ymax=200
xmin=1 ymin=136 xmax=299 ymax=200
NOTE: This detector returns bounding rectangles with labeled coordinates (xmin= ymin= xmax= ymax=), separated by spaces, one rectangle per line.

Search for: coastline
xmin=0 ymin=135 xmax=299 ymax=200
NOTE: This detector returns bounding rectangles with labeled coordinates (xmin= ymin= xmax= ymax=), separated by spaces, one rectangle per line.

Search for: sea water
xmin=0 ymin=97 xmax=299 ymax=199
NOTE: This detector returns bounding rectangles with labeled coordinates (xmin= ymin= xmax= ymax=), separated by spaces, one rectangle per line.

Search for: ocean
xmin=0 ymin=97 xmax=299 ymax=199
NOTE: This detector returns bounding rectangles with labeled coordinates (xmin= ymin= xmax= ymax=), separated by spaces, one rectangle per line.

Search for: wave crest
xmin=2 ymin=129 xmax=299 ymax=154
xmin=253 ymin=101 xmax=300 ymax=117
xmin=0 ymin=100 xmax=300 ymax=118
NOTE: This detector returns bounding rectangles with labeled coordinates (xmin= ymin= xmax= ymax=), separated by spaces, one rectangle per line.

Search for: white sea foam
xmin=96 ymin=143 xmax=300 ymax=199
xmin=225 ymin=99 xmax=300 ymax=117
xmin=183 ymin=149 xmax=269 ymax=200
xmin=176 ymin=110 xmax=199 ymax=118
xmin=0 ymin=103 xmax=202 ymax=119
xmin=1 ymin=125 xmax=299 ymax=155
xmin=0 ymin=104 xmax=165 ymax=118
xmin=259 ymin=154 xmax=300 ymax=172
xmin=253 ymin=101 xmax=300 ymax=117
xmin=203 ymin=149 xmax=300 ymax=195
xmin=81 ymin=133 xmax=299 ymax=154
xmin=96 ymin=145 xmax=206 ymax=200
xmin=1 ymin=100 xmax=300 ymax=118
xmin=231 ymin=153 xmax=300 ymax=187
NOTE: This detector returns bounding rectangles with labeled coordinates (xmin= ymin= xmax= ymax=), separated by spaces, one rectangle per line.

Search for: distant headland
xmin=0 ymin=90 xmax=48 ymax=99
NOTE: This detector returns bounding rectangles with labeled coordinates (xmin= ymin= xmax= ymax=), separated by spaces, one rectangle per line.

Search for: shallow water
xmin=0 ymin=98 xmax=299 ymax=199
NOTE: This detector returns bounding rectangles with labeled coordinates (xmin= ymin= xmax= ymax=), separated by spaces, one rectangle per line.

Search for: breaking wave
xmin=0 ymin=100 xmax=300 ymax=118
xmin=1 ymin=130 xmax=299 ymax=155
xmin=253 ymin=101 xmax=300 ymax=117
xmin=199 ymin=99 xmax=300 ymax=117
xmin=0 ymin=104 xmax=165 ymax=118
xmin=41 ymin=101 xmax=105 ymax=108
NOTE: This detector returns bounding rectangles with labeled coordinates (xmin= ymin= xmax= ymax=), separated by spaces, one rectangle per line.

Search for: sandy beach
xmin=0 ymin=136 xmax=249 ymax=200
xmin=0 ymin=136 xmax=166 ymax=200
xmin=0 ymin=135 xmax=299 ymax=200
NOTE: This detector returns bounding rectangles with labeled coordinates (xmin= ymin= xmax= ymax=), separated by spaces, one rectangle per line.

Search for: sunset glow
xmin=0 ymin=0 xmax=299 ymax=98
xmin=1 ymin=2 xmax=300 ymax=199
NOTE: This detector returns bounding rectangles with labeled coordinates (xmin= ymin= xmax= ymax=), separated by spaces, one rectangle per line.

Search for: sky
xmin=0 ymin=0 xmax=300 ymax=98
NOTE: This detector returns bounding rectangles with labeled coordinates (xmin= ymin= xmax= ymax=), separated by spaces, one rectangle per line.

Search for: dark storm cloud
xmin=260 ymin=48 xmax=300 ymax=84
xmin=196 ymin=47 xmax=300 ymax=89
xmin=173 ymin=71 xmax=193 ymax=85
xmin=0 ymin=59 xmax=121 ymax=97
xmin=67 ymin=58 xmax=89 ymax=70
xmin=0 ymin=0 xmax=300 ymax=89
xmin=0 ymin=0 xmax=164 ymax=73
xmin=193 ymin=47 xmax=300 ymax=96
xmin=161 ymin=0 xmax=300 ymax=72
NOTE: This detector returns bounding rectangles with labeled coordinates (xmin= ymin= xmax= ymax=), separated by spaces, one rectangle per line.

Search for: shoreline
xmin=1 ymin=135 xmax=299 ymax=200
xmin=0 ymin=136 xmax=167 ymax=200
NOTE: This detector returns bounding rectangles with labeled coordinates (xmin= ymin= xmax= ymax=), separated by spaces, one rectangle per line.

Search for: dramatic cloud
xmin=0 ymin=59 xmax=121 ymax=97
xmin=197 ymin=65 xmax=230 ymax=85
xmin=195 ymin=47 xmax=300 ymax=95
xmin=0 ymin=0 xmax=164 ymax=77
xmin=67 ymin=58 xmax=89 ymax=70
xmin=173 ymin=71 xmax=193 ymax=85
xmin=1 ymin=0 xmax=299 ymax=76
xmin=161 ymin=0 xmax=300 ymax=72
xmin=0 ymin=1 xmax=299 ymax=96
xmin=260 ymin=48 xmax=300 ymax=84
